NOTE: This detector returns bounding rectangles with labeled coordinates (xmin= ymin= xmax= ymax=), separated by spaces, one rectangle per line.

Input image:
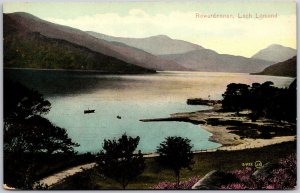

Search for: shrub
xmin=152 ymin=176 xmax=200 ymax=189
xmin=221 ymin=154 xmax=296 ymax=190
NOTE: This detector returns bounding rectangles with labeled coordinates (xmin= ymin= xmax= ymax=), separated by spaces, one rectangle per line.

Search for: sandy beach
xmin=200 ymin=124 xmax=295 ymax=151
xmin=169 ymin=102 xmax=296 ymax=150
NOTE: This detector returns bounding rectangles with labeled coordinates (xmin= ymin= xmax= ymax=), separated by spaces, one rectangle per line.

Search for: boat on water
xmin=84 ymin=109 xmax=95 ymax=114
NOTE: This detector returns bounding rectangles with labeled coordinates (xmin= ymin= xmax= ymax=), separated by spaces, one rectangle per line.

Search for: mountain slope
xmin=4 ymin=33 xmax=154 ymax=74
xmin=160 ymin=49 xmax=274 ymax=73
xmin=4 ymin=12 xmax=186 ymax=71
xmin=253 ymin=56 xmax=297 ymax=77
xmin=87 ymin=31 xmax=203 ymax=55
xmin=252 ymin=44 xmax=296 ymax=62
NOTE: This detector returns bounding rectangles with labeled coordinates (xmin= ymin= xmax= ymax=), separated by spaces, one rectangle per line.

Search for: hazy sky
xmin=4 ymin=1 xmax=296 ymax=57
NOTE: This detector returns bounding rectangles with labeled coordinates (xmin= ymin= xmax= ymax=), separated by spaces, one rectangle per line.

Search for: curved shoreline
xmin=141 ymin=102 xmax=296 ymax=151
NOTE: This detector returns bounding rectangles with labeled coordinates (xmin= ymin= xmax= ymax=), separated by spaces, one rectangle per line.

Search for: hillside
xmin=252 ymin=44 xmax=296 ymax=62
xmin=4 ymin=12 xmax=186 ymax=71
xmin=160 ymin=50 xmax=274 ymax=73
xmin=253 ymin=56 xmax=297 ymax=77
xmin=4 ymin=32 xmax=154 ymax=74
xmin=87 ymin=31 xmax=203 ymax=55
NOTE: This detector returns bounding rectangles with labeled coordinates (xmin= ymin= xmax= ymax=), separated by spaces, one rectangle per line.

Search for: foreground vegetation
xmin=153 ymin=153 xmax=296 ymax=190
xmin=221 ymin=154 xmax=296 ymax=190
xmin=4 ymin=80 xmax=81 ymax=189
xmin=52 ymin=141 xmax=296 ymax=189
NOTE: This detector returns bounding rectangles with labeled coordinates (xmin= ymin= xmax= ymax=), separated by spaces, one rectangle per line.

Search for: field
xmin=52 ymin=141 xmax=296 ymax=190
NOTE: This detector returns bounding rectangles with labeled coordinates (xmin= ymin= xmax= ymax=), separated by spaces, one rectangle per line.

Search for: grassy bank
xmin=52 ymin=141 xmax=296 ymax=190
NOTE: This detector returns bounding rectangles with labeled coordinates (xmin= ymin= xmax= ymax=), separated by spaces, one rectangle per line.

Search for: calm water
xmin=4 ymin=69 xmax=294 ymax=153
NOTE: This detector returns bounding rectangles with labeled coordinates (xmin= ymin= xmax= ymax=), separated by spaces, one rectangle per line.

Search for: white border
xmin=0 ymin=1 xmax=298 ymax=193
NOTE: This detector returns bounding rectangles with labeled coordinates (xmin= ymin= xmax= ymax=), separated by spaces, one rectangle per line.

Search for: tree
xmin=221 ymin=80 xmax=296 ymax=123
xmin=265 ymin=79 xmax=296 ymax=122
xmin=4 ymin=79 xmax=79 ymax=189
xmin=248 ymin=81 xmax=277 ymax=121
xmin=222 ymin=83 xmax=250 ymax=115
xmin=156 ymin=136 xmax=194 ymax=188
xmin=4 ymin=115 xmax=78 ymax=154
xmin=97 ymin=133 xmax=145 ymax=189
xmin=4 ymin=80 xmax=51 ymax=122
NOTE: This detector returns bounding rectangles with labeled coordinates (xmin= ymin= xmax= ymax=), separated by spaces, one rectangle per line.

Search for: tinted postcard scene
xmin=3 ymin=1 xmax=296 ymax=190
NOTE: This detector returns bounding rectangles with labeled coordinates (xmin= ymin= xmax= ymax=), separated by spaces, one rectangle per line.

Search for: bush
xmin=152 ymin=176 xmax=200 ymax=189
xmin=221 ymin=154 xmax=296 ymax=190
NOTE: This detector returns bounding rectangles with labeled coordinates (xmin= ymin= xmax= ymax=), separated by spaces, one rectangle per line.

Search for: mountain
xmin=159 ymin=49 xmax=274 ymax=73
xmin=4 ymin=33 xmax=155 ymax=74
xmin=88 ymin=31 xmax=275 ymax=73
xmin=251 ymin=44 xmax=296 ymax=62
xmin=87 ymin=31 xmax=204 ymax=55
xmin=253 ymin=56 xmax=297 ymax=77
xmin=4 ymin=12 xmax=186 ymax=72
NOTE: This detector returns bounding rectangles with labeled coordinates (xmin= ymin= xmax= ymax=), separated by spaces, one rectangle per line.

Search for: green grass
xmin=52 ymin=141 xmax=296 ymax=190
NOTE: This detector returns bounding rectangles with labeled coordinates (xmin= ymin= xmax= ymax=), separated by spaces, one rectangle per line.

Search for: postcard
xmin=3 ymin=0 xmax=296 ymax=190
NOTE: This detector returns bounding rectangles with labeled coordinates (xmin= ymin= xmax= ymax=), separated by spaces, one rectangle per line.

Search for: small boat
xmin=84 ymin=109 xmax=95 ymax=114
xmin=117 ymin=115 xmax=121 ymax=119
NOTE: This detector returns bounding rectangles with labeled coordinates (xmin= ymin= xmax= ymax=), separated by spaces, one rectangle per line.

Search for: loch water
xmin=5 ymin=69 xmax=294 ymax=153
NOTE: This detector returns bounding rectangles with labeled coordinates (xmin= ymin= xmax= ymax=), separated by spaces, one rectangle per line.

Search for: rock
xmin=192 ymin=170 xmax=238 ymax=189
xmin=252 ymin=163 xmax=281 ymax=179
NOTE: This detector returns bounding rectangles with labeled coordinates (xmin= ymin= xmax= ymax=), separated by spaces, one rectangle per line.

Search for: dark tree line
xmin=4 ymin=80 xmax=79 ymax=189
xmin=222 ymin=80 xmax=296 ymax=122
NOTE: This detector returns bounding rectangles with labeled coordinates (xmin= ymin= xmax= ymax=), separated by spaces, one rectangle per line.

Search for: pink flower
xmin=264 ymin=185 xmax=275 ymax=189
xmin=152 ymin=176 xmax=200 ymax=189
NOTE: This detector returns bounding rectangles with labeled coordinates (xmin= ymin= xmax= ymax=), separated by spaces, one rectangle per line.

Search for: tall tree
xmin=4 ymin=79 xmax=79 ymax=189
xmin=4 ymin=80 xmax=51 ymax=122
xmin=97 ymin=133 xmax=145 ymax=189
xmin=222 ymin=83 xmax=250 ymax=115
xmin=156 ymin=136 xmax=194 ymax=188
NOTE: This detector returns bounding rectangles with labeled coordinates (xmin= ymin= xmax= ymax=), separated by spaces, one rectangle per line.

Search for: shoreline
xmin=199 ymin=124 xmax=295 ymax=151
xmin=141 ymin=101 xmax=296 ymax=152
xmin=4 ymin=67 xmax=156 ymax=75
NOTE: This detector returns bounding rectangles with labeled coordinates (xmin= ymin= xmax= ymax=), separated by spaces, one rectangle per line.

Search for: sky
xmin=3 ymin=1 xmax=296 ymax=57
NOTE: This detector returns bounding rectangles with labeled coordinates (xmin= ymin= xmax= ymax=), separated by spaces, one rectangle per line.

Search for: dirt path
xmin=38 ymin=163 xmax=97 ymax=187
xmin=37 ymin=153 xmax=160 ymax=187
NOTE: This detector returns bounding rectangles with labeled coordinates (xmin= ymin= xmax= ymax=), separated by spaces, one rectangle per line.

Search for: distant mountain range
xmin=251 ymin=44 xmax=296 ymax=62
xmin=87 ymin=31 xmax=204 ymax=55
xmin=159 ymin=50 xmax=274 ymax=73
xmin=88 ymin=32 xmax=275 ymax=73
xmin=254 ymin=56 xmax=297 ymax=77
xmin=4 ymin=12 xmax=295 ymax=74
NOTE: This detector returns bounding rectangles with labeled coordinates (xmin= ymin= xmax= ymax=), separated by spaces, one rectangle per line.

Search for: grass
xmin=52 ymin=141 xmax=296 ymax=190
